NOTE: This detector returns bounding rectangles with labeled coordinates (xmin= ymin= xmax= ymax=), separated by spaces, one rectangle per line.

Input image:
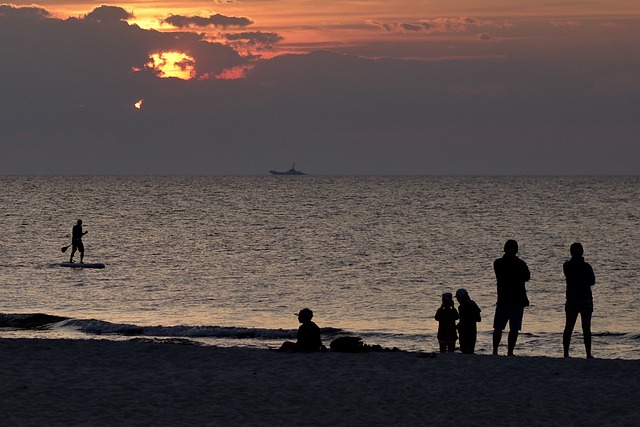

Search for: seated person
xmin=279 ymin=308 xmax=323 ymax=352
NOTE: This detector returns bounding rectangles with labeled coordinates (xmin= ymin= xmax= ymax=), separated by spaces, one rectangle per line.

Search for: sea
xmin=0 ymin=176 xmax=638 ymax=359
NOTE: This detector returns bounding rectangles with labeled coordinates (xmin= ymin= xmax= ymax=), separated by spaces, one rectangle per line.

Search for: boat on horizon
xmin=269 ymin=163 xmax=306 ymax=176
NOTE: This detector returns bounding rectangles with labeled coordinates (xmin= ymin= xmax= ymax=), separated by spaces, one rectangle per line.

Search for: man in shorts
xmin=562 ymin=243 xmax=596 ymax=359
xmin=492 ymin=239 xmax=531 ymax=356
xmin=70 ymin=219 xmax=88 ymax=263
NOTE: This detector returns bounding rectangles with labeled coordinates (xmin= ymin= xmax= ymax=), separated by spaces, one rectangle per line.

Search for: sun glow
xmin=147 ymin=51 xmax=196 ymax=80
xmin=134 ymin=99 xmax=143 ymax=109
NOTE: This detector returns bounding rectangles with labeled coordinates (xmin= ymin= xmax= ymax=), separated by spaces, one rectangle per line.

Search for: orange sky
xmin=5 ymin=1 xmax=639 ymax=85
xmin=16 ymin=0 xmax=640 ymax=60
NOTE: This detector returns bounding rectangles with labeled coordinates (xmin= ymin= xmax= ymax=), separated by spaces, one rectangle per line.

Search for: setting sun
xmin=147 ymin=51 xmax=196 ymax=80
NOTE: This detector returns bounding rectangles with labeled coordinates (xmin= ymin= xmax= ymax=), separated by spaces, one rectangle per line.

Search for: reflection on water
xmin=0 ymin=176 xmax=638 ymax=358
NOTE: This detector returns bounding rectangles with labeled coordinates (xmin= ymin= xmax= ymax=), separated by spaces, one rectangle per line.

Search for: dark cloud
xmin=399 ymin=23 xmax=422 ymax=32
xmin=368 ymin=17 xmax=513 ymax=34
xmin=0 ymin=4 xmax=50 ymax=19
xmin=225 ymin=31 xmax=283 ymax=46
xmin=163 ymin=13 xmax=252 ymax=29
xmin=0 ymin=5 xmax=638 ymax=175
xmin=84 ymin=5 xmax=133 ymax=23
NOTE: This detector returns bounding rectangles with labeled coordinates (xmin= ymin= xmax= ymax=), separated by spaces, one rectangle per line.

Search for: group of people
xmin=71 ymin=219 xmax=593 ymax=358
xmin=435 ymin=239 xmax=596 ymax=358
xmin=284 ymin=239 xmax=596 ymax=359
xmin=435 ymin=289 xmax=482 ymax=354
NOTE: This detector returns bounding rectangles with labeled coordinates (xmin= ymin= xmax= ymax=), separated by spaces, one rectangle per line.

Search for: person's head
xmin=570 ymin=242 xmax=584 ymax=257
xmin=504 ymin=239 xmax=518 ymax=255
xmin=441 ymin=292 xmax=454 ymax=308
xmin=455 ymin=288 xmax=469 ymax=302
xmin=77 ymin=219 xmax=82 ymax=225
xmin=297 ymin=308 xmax=313 ymax=323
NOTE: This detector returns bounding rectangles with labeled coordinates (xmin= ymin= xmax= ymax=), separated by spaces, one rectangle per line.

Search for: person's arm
xmin=587 ymin=264 xmax=595 ymax=287
xmin=522 ymin=260 xmax=531 ymax=282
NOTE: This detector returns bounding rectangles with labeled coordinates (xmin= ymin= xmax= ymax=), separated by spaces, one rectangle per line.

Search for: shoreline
xmin=2 ymin=338 xmax=639 ymax=426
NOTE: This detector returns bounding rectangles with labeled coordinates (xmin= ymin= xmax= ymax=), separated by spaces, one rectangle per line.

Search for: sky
xmin=1 ymin=1 xmax=639 ymax=175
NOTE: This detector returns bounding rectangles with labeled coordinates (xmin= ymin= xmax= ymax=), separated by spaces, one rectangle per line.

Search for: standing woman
xmin=562 ymin=243 xmax=596 ymax=359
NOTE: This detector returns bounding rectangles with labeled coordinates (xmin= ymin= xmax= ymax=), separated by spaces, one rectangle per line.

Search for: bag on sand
xmin=330 ymin=336 xmax=366 ymax=353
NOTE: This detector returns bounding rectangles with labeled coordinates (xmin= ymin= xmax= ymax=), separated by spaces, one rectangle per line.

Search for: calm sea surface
xmin=0 ymin=176 xmax=638 ymax=359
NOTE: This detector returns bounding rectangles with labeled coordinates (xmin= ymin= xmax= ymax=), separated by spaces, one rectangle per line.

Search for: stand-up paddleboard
xmin=60 ymin=262 xmax=105 ymax=269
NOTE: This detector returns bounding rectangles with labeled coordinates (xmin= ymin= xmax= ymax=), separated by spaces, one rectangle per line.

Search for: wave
xmin=0 ymin=313 xmax=70 ymax=328
xmin=0 ymin=312 xmax=344 ymax=341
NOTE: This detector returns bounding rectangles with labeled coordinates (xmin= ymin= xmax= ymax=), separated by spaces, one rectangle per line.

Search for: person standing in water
xmin=492 ymin=239 xmax=531 ymax=356
xmin=563 ymin=243 xmax=596 ymax=359
xmin=69 ymin=219 xmax=88 ymax=263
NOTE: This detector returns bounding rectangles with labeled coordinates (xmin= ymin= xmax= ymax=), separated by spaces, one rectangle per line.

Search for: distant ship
xmin=269 ymin=163 xmax=306 ymax=176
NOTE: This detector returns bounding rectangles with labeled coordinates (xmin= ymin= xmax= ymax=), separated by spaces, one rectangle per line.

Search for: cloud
xmin=367 ymin=16 xmax=513 ymax=34
xmin=224 ymin=31 xmax=284 ymax=47
xmin=84 ymin=5 xmax=133 ymax=23
xmin=477 ymin=32 xmax=495 ymax=41
xmin=0 ymin=4 xmax=50 ymax=19
xmin=0 ymin=5 xmax=638 ymax=175
xmin=163 ymin=13 xmax=253 ymax=29
xmin=399 ymin=23 xmax=423 ymax=32
xmin=550 ymin=20 xmax=583 ymax=27
xmin=365 ymin=20 xmax=395 ymax=32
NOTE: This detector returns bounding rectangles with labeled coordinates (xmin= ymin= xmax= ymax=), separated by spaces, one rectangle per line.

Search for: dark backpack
xmin=330 ymin=336 xmax=366 ymax=353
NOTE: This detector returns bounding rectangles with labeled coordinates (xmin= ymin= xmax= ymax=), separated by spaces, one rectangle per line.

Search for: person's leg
xmin=507 ymin=306 xmax=524 ymax=356
xmin=580 ymin=311 xmax=593 ymax=358
xmin=70 ymin=245 xmax=76 ymax=262
xmin=563 ymin=305 xmax=579 ymax=358
xmin=492 ymin=305 xmax=508 ymax=355
xmin=439 ymin=343 xmax=446 ymax=353
xmin=470 ymin=332 xmax=477 ymax=354
xmin=492 ymin=329 xmax=502 ymax=355
xmin=459 ymin=334 xmax=469 ymax=354
xmin=79 ymin=241 xmax=84 ymax=263
xmin=447 ymin=342 xmax=455 ymax=353
xmin=507 ymin=329 xmax=519 ymax=356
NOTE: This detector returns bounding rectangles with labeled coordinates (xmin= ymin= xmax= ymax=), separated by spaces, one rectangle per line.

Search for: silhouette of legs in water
xmin=492 ymin=329 xmax=519 ymax=356
xmin=563 ymin=306 xmax=593 ymax=358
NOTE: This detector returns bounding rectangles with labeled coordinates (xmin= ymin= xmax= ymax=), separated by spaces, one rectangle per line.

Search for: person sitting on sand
xmin=563 ymin=243 xmax=596 ymax=359
xmin=455 ymin=288 xmax=482 ymax=354
xmin=279 ymin=308 xmax=323 ymax=352
xmin=435 ymin=292 xmax=459 ymax=353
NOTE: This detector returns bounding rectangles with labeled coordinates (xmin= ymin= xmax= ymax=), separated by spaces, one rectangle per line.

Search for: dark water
xmin=0 ymin=176 xmax=638 ymax=358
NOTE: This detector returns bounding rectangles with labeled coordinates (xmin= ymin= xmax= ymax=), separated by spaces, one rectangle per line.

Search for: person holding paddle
xmin=68 ymin=219 xmax=88 ymax=263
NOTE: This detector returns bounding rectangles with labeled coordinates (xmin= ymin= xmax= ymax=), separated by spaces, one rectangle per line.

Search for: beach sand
xmin=1 ymin=338 xmax=638 ymax=426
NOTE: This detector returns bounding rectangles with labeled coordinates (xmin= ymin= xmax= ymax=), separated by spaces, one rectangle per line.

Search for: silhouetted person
xmin=492 ymin=239 xmax=530 ymax=356
xmin=279 ymin=308 xmax=323 ymax=352
xmin=456 ymin=288 xmax=482 ymax=354
xmin=435 ymin=292 xmax=459 ymax=353
xmin=69 ymin=219 xmax=88 ymax=263
xmin=562 ymin=243 xmax=596 ymax=359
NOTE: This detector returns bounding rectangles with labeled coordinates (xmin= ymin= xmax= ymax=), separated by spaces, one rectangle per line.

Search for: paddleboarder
xmin=69 ymin=219 xmax=88 ymax=263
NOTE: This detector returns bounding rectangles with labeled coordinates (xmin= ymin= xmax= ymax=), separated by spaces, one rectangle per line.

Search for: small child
xmin=455 ymin=288 xmax=482 ymax=354
xmin=435 ymin=292 xmax=459 ymax=353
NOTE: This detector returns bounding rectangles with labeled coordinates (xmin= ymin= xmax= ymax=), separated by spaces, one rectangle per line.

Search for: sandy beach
xmin=1 ymin=338 xmax=639 ymax=426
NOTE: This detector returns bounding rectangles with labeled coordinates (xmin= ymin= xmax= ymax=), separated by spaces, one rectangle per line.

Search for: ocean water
xmin=0 ymin=176 xmax=638 ymax=359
